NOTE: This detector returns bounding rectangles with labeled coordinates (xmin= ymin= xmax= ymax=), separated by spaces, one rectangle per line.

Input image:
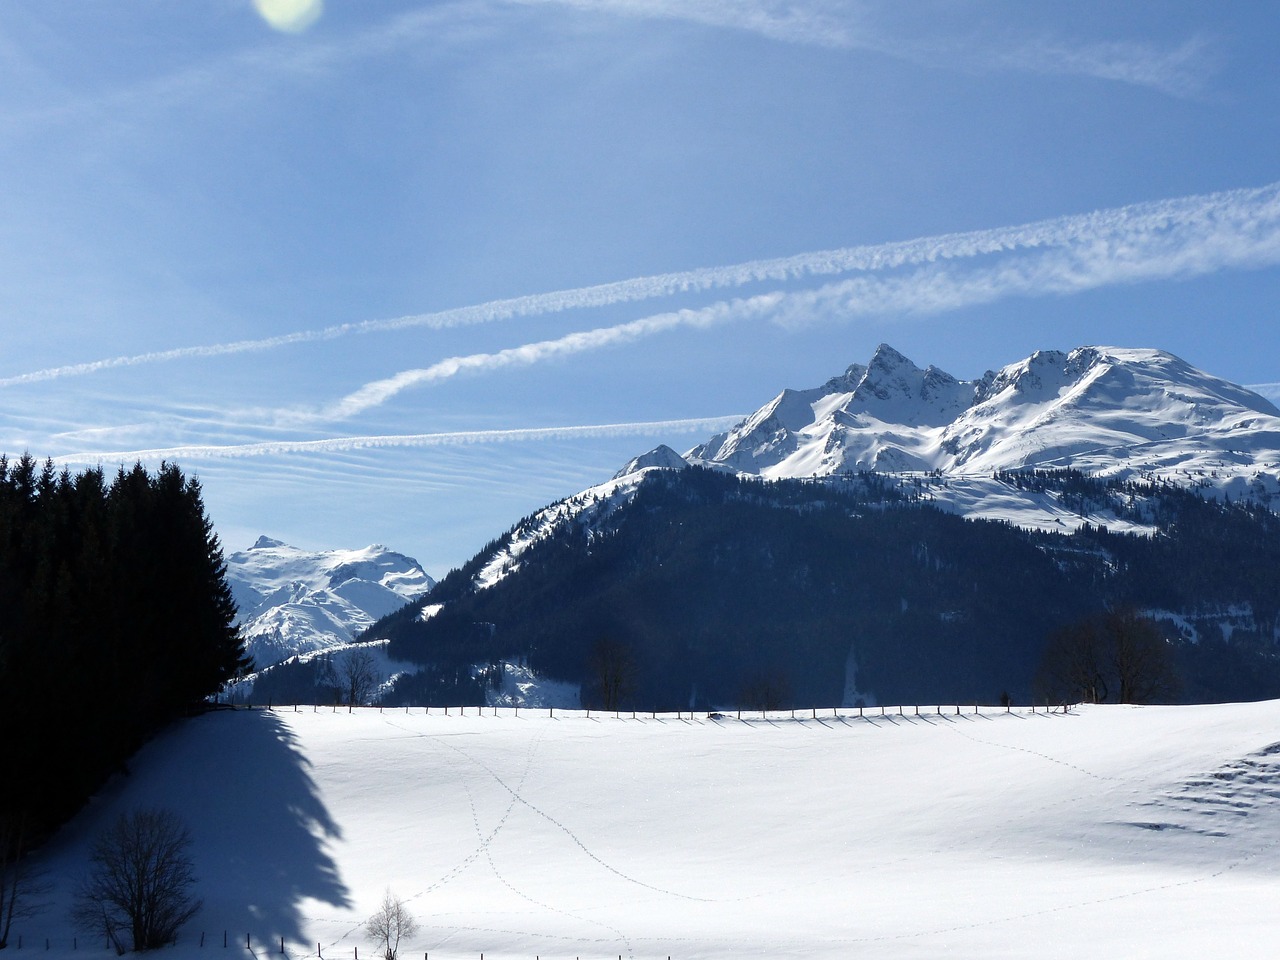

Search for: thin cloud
xmin=305 ymin=295 xmax=782 ymax=422
xmin=51 ymin=416 xmax=744 ymax=467
xmin=6 ymin=179 xmax=1279 ymax=389
xmin=992 ymin=34 xmax=1216 ymax=99
xmin=0 ymin=2 xmax=500 ymax=133
xmin=512 ymin=0 xmax=1218 ymax=98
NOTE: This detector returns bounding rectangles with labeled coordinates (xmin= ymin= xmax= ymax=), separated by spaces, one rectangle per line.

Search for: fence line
xmin=5 ymin=934 xmax=677 ymax=960
xmin=214 ymin=701 xmax=1078 ymax=721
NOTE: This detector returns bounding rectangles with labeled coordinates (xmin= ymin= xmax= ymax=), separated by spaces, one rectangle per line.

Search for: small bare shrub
xmin=364 ymin=889 xmax=418 ymax=960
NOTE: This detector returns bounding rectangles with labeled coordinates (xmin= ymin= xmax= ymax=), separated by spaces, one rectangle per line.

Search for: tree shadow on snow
xmin=40 ymin=709 xmax=350 ymax=952
xmin=181 ymin=710 xmax=352 ymax=949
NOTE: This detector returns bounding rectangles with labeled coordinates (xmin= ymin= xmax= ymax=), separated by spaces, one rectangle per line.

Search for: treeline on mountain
xmin=360 ymin=467 xmax=1280 ymax=710
xmin=0 ymin=455 xmax=248 ymax=850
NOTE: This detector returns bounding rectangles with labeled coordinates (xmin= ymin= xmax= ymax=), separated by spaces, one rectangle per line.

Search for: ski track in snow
xmin=377 ymin=716 xmax=719 ymax=908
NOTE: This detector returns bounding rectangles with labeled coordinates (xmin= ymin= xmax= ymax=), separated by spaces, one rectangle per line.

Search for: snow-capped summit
xmin=687 ymin=343 xmax=978 ymax=476
xmin=687 ymin=344 xmax=1280 ymax=495
xmin=613 ymin=444 xmax=690 ymax=479
xmin=226 ymin=538 xmax=434 ymax=668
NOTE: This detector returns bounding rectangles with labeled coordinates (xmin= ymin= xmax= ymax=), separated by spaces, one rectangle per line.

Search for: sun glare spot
xmin=253 ymin=0 xmax=323 ymax=33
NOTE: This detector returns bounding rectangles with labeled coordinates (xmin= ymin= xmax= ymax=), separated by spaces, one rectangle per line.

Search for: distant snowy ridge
xmin=684 ymin=344 xmax=1280 ymax=489
xmin=468 ymin=344 xmax=1280 ymax=594
xmin=226 ymin=536 xmax=434 ymax=668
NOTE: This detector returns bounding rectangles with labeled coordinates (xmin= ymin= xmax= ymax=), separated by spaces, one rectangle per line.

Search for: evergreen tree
xmin=0 ymin=456 xmax=248 ymax=850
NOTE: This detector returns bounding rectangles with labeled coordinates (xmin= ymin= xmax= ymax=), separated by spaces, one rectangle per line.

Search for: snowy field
xmin=26 ymin=701 xmax=1280 ymax=959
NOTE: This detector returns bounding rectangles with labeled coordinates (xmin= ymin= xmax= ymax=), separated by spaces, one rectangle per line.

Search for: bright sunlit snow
xmin=26 ymin=700 xmax=1280 ymax=959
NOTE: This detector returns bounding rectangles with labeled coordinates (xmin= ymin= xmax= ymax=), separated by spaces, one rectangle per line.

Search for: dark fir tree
xmin=0 ymin=456 xmax=249 ymax=853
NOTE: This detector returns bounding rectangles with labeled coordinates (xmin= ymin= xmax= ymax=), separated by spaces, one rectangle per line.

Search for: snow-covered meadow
xmin=27 ymin=700 xmax=1280 ymax=959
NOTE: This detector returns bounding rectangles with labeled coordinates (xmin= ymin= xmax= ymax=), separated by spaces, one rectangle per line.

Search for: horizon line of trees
xmin=0 ymin=454 xmax=249 ymax=861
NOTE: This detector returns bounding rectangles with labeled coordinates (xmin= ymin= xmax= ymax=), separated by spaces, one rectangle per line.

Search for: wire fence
xmin=6 ymin=936 xmax=676 ymax=960
xmin=215 ymin=700 xmax=1078 ymax=722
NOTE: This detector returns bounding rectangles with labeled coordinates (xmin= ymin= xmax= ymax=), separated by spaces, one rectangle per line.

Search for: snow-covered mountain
xmin=598 ymin=344 xmax=1280 ymax=536
xmin=470 ymin=344 xmax=1280 ymax=596
xmin=225 ymin=537 xmax=434 ymax=668
xmin=680 ymin=344 xmax=1280 ymax=492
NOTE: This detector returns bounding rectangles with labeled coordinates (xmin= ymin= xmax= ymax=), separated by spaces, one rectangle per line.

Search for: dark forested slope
xmin=365 ymin=469 xmax=1280 ymax=709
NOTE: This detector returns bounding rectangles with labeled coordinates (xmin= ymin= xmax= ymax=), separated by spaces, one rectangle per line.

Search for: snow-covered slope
xmin=28 ymin=700 xmax=1280 ymax=959
xmin=226 ymin=537 xmax=434 ymax=668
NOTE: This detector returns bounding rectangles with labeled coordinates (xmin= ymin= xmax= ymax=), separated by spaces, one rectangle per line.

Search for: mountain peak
xmin=867 ymin=342 xmax=916 ymax=370
xmin=680 ymin=343 xmax=1280 ymax=501
xmin=251 ymin=535 xmax=288 ymax=550
xmin=615 ymin=444 xmax=691 ymax=479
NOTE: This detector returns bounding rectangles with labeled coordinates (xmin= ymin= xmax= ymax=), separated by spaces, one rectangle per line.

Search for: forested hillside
xmin=0 ymin=455 xmax=248 ymax=849
xmin=362 ymin=468 xmax=1280 ymax=710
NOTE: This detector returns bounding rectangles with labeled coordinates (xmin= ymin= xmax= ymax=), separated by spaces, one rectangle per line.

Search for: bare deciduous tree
xmin=739 ymin=669 xmax=792 ymax=712
xmin=364 ymin=889 xmax=418 ymax=960
xmin=1035 ymin=609 xmax=1179 ymax=705
xmin=71 ymin=808 xmax=201 ymax=954
xmin=339 ymin=648 xmax=382 ymax=706
xmin=1036 ymin=616 xmax=1110 ymax=704
xmin=0 ymin=812 xmax=45 ymax=949
xmin=1111 ymin=609 xmax=1180 ymax=704
xmin=586 ymin=637 xmax=636 ymax=712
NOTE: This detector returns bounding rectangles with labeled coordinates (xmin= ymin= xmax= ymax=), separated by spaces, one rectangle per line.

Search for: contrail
xmin=311 ymin=294 xmax=779 ymax=422
xmin=6 ymin=179 xmax=1279 ymax=388
xmin=50 ymin=416 xmax=745 ymax=467
xmin=298 ymin=191 xmax=1280 ymax=422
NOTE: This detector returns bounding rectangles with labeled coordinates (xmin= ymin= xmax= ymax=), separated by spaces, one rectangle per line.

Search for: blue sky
xmin=3 ymin=0 xmax=1279 ymax=575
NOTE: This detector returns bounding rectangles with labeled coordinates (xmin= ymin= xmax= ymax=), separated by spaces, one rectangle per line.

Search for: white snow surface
xmin=27 ymin=700 xmax=1280 ymax=959
xmin=226 ymin=537 xmax=434 ymax=667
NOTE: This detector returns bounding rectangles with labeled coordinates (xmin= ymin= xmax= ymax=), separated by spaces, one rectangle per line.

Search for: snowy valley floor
xmin=26 ymin=700 xmax=1280 ymax=959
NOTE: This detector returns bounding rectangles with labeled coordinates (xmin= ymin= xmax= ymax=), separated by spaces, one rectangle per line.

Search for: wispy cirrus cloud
xmin=52 ymin=416 xmax=743 ymax=467
xmin=0 ymin=1 xmax=502 ymax=133
xmin=7 ymin=180 xmax=1279 ymax=390
xmin=989 ymin=34 xmax=1216 ymax=99
xmin=510 ymin=0 xmax=1219 ymax=98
